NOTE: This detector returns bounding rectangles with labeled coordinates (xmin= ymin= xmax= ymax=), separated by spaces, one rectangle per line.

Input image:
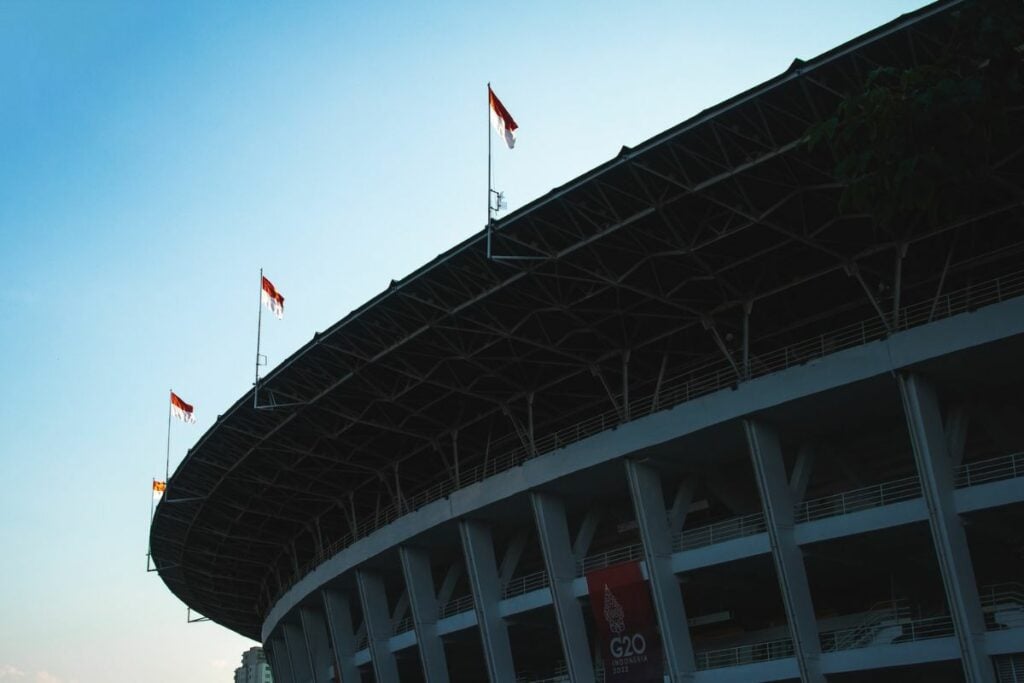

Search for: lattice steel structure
xmin=152 ymin=2 xmax=1024 ymax=681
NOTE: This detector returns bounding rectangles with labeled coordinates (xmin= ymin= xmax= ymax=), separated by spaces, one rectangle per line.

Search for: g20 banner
xmin=586 ymin=561 xmax=664 ymax=682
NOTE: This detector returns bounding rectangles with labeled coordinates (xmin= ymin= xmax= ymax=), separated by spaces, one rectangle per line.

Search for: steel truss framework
xmin=151 ymin=0 xmax=1024 ymax=640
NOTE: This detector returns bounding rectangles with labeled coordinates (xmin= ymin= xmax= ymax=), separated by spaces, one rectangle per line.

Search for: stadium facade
xmin=151 ymin=1 xmax=1024 ymax=681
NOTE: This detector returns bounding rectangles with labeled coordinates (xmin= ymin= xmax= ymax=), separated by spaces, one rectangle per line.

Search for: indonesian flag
xmin=170 ymin=391 xmax=196 ymax=424
xmin=153 ymin=480 xmax=167 ymax=499
xmin=489 ymin=86 xmax=518 ymax=149
xmin=261 ymin=275 xmax=285 ymax=320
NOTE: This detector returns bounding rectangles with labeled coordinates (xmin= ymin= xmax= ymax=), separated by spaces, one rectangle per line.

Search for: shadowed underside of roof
xmin=150 ymin=0 xmax=1024 ymax=640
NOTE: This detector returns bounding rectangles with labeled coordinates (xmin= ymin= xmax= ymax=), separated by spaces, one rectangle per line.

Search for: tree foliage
xmin=807 ymin=0 xmax=1024 ymax=228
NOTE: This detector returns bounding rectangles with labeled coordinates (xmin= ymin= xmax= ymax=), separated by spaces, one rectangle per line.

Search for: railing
xmin=578 ymin=543 xmax=645 ymax=575
xmin=819 ymin=600 xmax=910 ymax=652
xmin=794 ymin=476 xmax=921 ymax=524
xmin=438 ymin=593 xmax=474 ymax=620
xmin=519 ymin=663 xmax=568 ymax=683
xmin=265 ymin=271 xmax=1024 ymax=611
xmin=392 ymin=614 xmax=414 ymax=635
xmin=695 ymin=637 xmax=794 ymax=670
xmin=980 ymin=581 xmax=1024 ymax=631
xmin=955 ymin=452 xmax=1024 ymax=488
xmin=896 ymin=614 xmax=955 ymax=642
xmin=502 ymin=569 xmax=550 ymax=600
xmin=673 ymin=511 xmax=766 ymax=552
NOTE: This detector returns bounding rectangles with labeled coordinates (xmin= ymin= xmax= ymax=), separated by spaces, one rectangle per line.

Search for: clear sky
xmin=0 ymin=1 xmax=928 ymax=681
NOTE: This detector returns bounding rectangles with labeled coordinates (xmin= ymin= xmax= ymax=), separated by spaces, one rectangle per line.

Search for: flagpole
xmin=165 ymin=389 xmax=172 ymax=483
xmin=254 ymin=267 xmax=264 ymax=408
xmin=148 ymin=477 xmax=156 ymax=570
xmin=487 ymin=82 xmax=493 ymax=259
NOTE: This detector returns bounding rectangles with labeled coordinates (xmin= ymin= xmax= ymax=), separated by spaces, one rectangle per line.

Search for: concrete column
xmin=572 ymin=508 xmax=602 ymax=562
xmin=266 ymin=638 xmax=294 ymax=683
xmin=899 ymin=374 xmax=995 ymax=683
xmin=399 ymin=545 xmax=451 ymax=683
xmin=789 ymin=445 xmax=816 ymax=504
xmin=356 ymin=569 xmax=401 ymax=683
xmin=284 ymin=621 xmax=314 ymax=683
xmin=321 ymin=588 xmax=360 ymax=683
xmin=459 ymin=519 xmax=516 ymax=683
xmin=667 ymin=479 xmax=695 ymax=536
xmin=744 ymin=419 xmax=826 ymax=683
xmin=269 ymin=634 xmax=296 ymax=683
xmin=624 ymin=459 xmax=697 ymax=682
xmin=530 ymin=492 xmax=596 ymax=682
xmin=300 ymin=605 xmax=334 ymax=683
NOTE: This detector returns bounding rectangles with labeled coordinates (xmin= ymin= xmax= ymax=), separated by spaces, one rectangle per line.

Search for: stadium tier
xmin=150 ymin=1 xmax=1024 ymax=681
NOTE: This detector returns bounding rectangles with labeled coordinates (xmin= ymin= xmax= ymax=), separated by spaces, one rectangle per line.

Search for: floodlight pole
xmin=254 ymin=267 xmax=264 ymax=408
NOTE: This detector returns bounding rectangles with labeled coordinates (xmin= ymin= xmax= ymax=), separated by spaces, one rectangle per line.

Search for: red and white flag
xmin=153 ymin=479 xmax=167 ymax=499
xmin=489 ymin=86 xmax=518 ymax=149
xmin=170 ymin=391 xmax=196 ymax=424
xmin=261 ymin=276 xmax=285 ymax=320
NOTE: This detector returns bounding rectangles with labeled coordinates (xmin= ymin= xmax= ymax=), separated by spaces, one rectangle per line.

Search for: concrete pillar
xmin=624 ymin=459 xmax=697 ymax=682
xmin=530 ymin=492 xmax=596 ymax=682
xmin=572 ymin=508 xmax=602 ymax=562
xmin=459 ymin=519 xmax=516 ymax=683
xmin=269 ymin=634 xmax=296 ymax=683
xmin=300 ymin=605 xmax=334 ymax=683
xmin=356 ymin=569 xmax=401 ymax=683
xmin=399 ymin=545 xmax=451 ymax=683
xmin=321 ymin=588 xmax=360 ymax=683
xmin=284 ymin=621 xmax=314 ymax=683
xmin=667 ymin=479 xmax=695 ymax=536
xmin=744 ymin=419 xmax=826 ymax=683
xmin=266 ymin=638 xmax=294 ymax=683
xmin=899 ymin=374 xmax=995 ymax=683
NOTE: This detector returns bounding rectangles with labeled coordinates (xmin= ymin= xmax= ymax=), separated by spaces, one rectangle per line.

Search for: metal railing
xmin=438 ymin=593 xmax=474 ymax=620
xmin=673 ymin=511 xmax=767 ymax=552
xmin=392 ymin=614 xmax=414 ymax=636
xmin=794 ymin=476 xmax=921 ymax=524
xmin=955 ymin=452 xmax=1024 ymax=488
xmin=981 ymin=582 xmax=1024 ymax=608
xmin=819 ymin=600 xmax=910 ymax=652
xmin=502 ymin=569 xmax=550 ymax=599
xmin=578 ymin=543 xmax=645 ymax=575
xmin=897 ymin=614 xmax=955 ymax=642
xmin=695 ymin=637 xmax=794 ymax=670
xmin=519 ymin=663 xmax=568 ymax=683
xmin=265 ymin=271 xmax=1024 ymax=611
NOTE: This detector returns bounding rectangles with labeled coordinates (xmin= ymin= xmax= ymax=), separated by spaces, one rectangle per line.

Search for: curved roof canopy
xmin=151 ymin=0 xmax=1024 ymax=640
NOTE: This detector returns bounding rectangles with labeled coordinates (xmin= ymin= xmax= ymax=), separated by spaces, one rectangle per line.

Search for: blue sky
xmin=0 ymin=2 xmax=927 ymax=681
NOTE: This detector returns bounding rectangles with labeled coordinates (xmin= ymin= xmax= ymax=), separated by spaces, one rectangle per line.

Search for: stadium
xmin=150 ymin=1 xmax=1024 ymax=681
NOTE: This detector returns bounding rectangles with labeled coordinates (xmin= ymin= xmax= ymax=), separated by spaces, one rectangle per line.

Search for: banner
xmin=586 ymin=561 xmax=663 ymax=682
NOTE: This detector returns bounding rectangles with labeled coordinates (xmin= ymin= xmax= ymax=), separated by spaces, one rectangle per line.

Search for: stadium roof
xmin=151 ymin=0 xmax=1024 ymax=640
